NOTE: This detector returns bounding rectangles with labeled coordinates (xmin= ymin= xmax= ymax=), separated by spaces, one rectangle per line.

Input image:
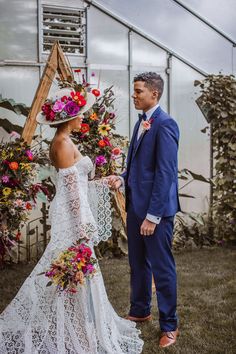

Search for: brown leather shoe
xmin=125 ymin=314 xmax=152 ymax=322
xmin=159 ymin=328 xmax=179 ymax=348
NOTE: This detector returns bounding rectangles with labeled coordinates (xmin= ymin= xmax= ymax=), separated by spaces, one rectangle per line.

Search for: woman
xmin=0 ymin=88 xmax=143 ymax=353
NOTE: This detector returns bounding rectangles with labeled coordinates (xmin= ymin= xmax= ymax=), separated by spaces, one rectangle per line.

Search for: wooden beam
xmin=21 ymin=41 xmax=73 ymax=144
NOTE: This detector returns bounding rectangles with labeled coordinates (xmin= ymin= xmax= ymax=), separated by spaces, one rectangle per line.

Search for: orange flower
xmin=112 ymin=147 xmax=121 ymax=156
xmin=98 ymin=140 xmax=106 ymax=148
xmin=90 ymin=113 xmax=98 ymax=121
xmin=92 ymin=89 xmax=100 ymax=97
xmin=9 ymin=161 xmax=19 ymax=170
xmin=80 ymin=123 xmax=90 ymax=134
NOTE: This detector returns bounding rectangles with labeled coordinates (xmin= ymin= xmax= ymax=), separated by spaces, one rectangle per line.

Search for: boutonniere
xmin=142 ymin=117 xmax=154 ymax=132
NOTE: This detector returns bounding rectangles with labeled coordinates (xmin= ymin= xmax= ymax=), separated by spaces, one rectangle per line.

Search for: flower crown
xmin=41 ymin=89 xmax=88 ymax=123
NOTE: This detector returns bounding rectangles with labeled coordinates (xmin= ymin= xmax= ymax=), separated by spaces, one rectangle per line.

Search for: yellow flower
xmin=98 ymin=124 xmax=111 ymax=136
xmin=1 ymin=151 xmax=7 ymax=159
xmin=19 ymin=163 xmax=31 ymax=171
xmin=3 ymin=187 xmax=12 ymax=196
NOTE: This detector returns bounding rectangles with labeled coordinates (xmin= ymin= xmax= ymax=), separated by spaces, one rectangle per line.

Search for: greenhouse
xmin=0 ymin=1 xmax=235 ymax=353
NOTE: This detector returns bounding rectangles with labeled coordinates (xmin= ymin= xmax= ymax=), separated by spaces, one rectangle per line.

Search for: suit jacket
xmin=121 ymin=106 xmax=181 ymax=219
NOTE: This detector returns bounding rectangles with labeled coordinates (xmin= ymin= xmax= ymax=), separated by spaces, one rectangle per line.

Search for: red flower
xmin=92 ymin=89 xmax=100 ymax=97
xmin=16 ymin=232 xmax=21 ymax=241
xmin=9 ymin=162 xmax=19 ymax=170
xmin=74 ymin=69 xmax=81 ymax=73
xmin=25 ymin=202 xmax=32 ymax=210
xmin=103 ymin=137 xmax=112 ymax=147
xmin=61 ymin=95 xmax=68 ymax=103
xmin=80 ymin=123 xmax=90 ymax=134
xmin=98 ymin=140 xmax=106 ymax=148
xmin=71 ymin=92 xmax=86 ymax=107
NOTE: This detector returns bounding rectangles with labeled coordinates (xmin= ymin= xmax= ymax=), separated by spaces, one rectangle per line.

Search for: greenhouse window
xmin=42 ymin=6 xmax=86 ymax=55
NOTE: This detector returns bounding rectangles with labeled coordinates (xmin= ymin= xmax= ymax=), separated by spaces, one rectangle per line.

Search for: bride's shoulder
xmin=50 ymin=136 xmax=75 ymax=169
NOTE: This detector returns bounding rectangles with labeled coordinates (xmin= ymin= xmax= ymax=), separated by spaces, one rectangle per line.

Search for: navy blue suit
xmin=121 ymin=106 xmax=180 ymax=331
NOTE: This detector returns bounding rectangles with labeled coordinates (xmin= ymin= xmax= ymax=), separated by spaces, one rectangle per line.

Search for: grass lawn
xmin=0 ymin=247 xmax=235 ymax=353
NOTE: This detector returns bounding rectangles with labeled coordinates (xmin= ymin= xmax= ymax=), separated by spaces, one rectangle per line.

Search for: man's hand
xmin=140 ymin=219 xmax=157 ymax=236
xmin=107 ymin=175 xmax=122 ymax=190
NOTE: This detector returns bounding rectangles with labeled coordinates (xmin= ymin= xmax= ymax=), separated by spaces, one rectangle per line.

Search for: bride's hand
xmin=106 ymin=175 xmax=122 ymax=190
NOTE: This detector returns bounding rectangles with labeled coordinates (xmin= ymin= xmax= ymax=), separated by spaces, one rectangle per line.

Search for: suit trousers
xmin=127 ymin=201 xmax=178 ymax=331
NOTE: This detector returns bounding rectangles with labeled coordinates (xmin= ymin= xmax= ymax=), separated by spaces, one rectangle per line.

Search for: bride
xmin=0 ymin=88 xmax=143 ymax=354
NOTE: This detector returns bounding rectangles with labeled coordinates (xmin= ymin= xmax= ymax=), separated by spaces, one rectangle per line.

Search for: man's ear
xmin=153 ymin=90 xmax=159 ymax=100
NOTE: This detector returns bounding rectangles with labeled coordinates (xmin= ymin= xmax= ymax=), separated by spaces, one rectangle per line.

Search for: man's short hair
xmin=134 ymin=72 xmax=164 ymax=99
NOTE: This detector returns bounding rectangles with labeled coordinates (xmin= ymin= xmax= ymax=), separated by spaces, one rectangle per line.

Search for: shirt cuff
xmin=146 ymin=213 xmax=161 ymax=224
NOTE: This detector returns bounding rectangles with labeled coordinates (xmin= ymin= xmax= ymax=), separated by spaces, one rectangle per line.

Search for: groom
xmin=109 ymin=72 xmax=181 ymax=348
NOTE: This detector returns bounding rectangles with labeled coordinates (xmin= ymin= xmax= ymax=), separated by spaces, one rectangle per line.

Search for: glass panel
xmin=0 ymin=0 xmax=38 ymax=61
xmin=171 ymin=58 xmax=210 ymax=212
xmin=41 ymin=0 xmax=84 ymax=8
xmin=0 ymin=66 xmax=40 ymax=139
xmin=87 ymin=7 xmax=129 ymax=65
xmin=180 ymin=0 xmax=236 ymax=39
xmin=130 ymin=70 xmax=168 ymax=131
xmin=132 ymin=33 xmax=167 ymax=68
xmin=96 ymin=0 xmax=233 ymax=74
xmin=87 ymin=69 xmax=129 ymax=137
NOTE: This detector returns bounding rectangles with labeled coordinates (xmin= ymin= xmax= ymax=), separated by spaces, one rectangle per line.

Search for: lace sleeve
xmin=88 ymin=179 xmax=112 ymax=244
xmin=49 ymin=167 xmax=112 ymax=249
xmin=49 ymin=166 xmax=95 ymax=250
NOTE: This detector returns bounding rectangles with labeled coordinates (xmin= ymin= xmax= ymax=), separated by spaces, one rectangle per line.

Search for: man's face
xmin=132 ymin=81 xmax=158 ymax=112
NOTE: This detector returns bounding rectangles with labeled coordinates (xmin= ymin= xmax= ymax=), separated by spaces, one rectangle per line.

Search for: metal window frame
xmin=40 ymin=3 xmax=86 ymax=57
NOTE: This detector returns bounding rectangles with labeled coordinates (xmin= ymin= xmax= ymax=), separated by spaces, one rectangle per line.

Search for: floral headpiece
xmin=37 ymin=80 xmax=96 ymax=125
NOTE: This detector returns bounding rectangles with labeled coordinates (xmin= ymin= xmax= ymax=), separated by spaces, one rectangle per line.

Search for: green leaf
xmin=179 ymin=193 xmax=195 ymax=198
xmin=0 ymin=95 xmax=30 ymax=116
xmin=46 ymin=281 xmax=53 ymax=287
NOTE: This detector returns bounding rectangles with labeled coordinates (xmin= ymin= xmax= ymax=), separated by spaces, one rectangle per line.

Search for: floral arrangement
xmin=41 ymin=88 xmax=88 ymax=123
xmin=0 ymin=138 xmax=49 ymax=264
xmin=67 ymin=71 xmax=126 ymax=177
xmin=43 ymin=240 xmax=97 ymax=293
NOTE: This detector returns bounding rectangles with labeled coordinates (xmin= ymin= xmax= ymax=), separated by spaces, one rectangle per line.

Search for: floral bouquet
xmin=43 ymin=240 xmax=97 ymax=294
xmin=66 ymin=71 xmax=127 ymax=178
xmin=0 ymin=139 xmax=49 ymax=263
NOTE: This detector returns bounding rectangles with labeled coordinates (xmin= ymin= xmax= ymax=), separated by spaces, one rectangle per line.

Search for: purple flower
xmin=91 ymin=72 xmax=95 ymax=77
xmin=99 ymin=106 xmax=105 ymax=114
xmin=64 ymin=101 xmax=80 ymax=117
xmin=95 ymin=155 xmax=107 ymax=166
xmin=109 ymin=112 xmax=115 ymax=119
xmin=53 ymin=100 xmax=65 ymax=112
xmin=1 ymin=175 xmax=9 ymax=183
xmin=25 ymin=150 xmax=33 ymax=160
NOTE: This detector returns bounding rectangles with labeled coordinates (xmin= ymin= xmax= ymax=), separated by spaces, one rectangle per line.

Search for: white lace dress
xmin=0 ymin=156 xmax=143 ymax=354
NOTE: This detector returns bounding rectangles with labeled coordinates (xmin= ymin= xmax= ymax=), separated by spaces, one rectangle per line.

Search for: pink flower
xmin=112 ymin=147 xmax=121 ymax=156
xmin=142 ymin=121 xmax=151 ymax=131
xmin=10 ymin=131 xmax=20 ymax=139
xmin=1 ymin=175 xmax=9 ymax=183
xmin=95 ymin=155 xmax=107 ymax=166
xmin=53 ymin=100 xmax=65 ymax=112
xmin=14 ymin=199 xmax=23 ymax=207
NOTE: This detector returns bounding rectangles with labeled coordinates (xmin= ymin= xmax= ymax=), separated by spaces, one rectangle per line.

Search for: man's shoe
xmin=125 ymin=314 xmax=152 ymax=322
xmin=159 ymin=328 xmax=179 ymax=348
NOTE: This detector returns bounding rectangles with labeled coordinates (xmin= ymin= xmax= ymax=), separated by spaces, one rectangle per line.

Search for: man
xmin=109 ymin=72 xmax=181 ymax=348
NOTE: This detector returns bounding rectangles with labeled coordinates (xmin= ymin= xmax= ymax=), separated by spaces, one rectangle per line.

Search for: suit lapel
xmin=131 ymin=106 xmax=162 ymax=160
xmin=126 ymin=120 xmax=140 ymax=166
